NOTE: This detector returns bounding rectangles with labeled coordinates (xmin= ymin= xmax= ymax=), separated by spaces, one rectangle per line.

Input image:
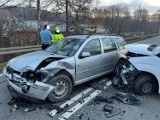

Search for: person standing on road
xmin=51 ymin=26 xmax=64 ymax=43
xmin=40 ymin=25 xmax=52 ymax=50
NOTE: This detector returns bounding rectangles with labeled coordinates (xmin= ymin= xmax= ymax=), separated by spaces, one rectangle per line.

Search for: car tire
xmin=48 ymin=74 xmax=72 ymax=103
xmin=134 ymin=74 xmax=156 ymax=95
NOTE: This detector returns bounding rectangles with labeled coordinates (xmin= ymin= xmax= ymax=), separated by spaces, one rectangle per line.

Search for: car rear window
xmin=113 ymin=38 xmax=126 ymax=50
xmin=101 ymin=38 xmax=117 ymax=52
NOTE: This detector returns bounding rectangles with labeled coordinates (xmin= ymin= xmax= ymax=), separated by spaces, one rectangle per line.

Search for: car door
xmin=99 ymin=37 xmax=119 ymax=73
xmin=75 ymin=38 xmax=102 ymax=84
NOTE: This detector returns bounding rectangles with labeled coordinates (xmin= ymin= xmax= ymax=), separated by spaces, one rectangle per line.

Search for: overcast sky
xmin=4 ymin=0 xmax=160 ymax=14
xmin=97 ymin=0 xmax=160 ymax=13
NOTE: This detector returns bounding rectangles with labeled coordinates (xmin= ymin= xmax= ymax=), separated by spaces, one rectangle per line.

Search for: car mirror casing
xmin=80 ymin=52 xmax=91 ymax=58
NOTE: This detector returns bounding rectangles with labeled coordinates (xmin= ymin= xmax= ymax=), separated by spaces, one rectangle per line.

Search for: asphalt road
xmin=135 ymin=35 xmax=160 ymax=45
xmin=1 ymin=35 xmax=160 ymax=120
xmin=1 ymin=75 xmax=160 ymax=120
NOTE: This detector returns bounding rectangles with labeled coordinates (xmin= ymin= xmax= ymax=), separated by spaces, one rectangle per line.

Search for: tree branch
xmin=0 ymin=0 xmax=11 ymax=7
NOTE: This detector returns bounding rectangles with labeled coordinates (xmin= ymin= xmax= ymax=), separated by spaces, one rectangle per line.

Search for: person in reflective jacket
xmin=51 ymin=26 xmax=64 ymax=43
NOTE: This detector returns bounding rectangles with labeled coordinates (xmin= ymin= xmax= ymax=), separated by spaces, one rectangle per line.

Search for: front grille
xmin=6 ymin=66 xmax=21 ymax=75
xmin=12 ymin=81 xmax=22 ymax=87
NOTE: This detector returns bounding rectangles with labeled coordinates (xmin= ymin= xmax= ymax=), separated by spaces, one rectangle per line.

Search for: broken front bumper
xmin=3 ymin=67 xmax=54 ymax=100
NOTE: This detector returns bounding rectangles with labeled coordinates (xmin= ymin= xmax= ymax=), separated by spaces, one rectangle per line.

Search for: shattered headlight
xmin=121 ymin=60 xmax=139 ymax=80
xmin=122 ymin=61 xmax=135 ymax=74
xmin=22 ymin=70 xmax=48 ymax=82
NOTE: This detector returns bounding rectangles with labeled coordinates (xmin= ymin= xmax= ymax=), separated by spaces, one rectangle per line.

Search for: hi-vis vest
xmin=51 ymin=33 xmax=64 ymax=43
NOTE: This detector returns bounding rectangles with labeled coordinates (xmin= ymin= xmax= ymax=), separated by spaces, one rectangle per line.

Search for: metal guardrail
xmin=0 ymin=33 xmax=159 ymax=56
xmin=0 ymin=45 xmax=41 ymax=55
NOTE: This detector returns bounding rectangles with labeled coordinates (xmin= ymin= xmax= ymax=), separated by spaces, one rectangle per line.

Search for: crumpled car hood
xmin=8 ymin=50 xmax=64 ymax=72
xmin=125 ymin=44 xmax=154 ymax=56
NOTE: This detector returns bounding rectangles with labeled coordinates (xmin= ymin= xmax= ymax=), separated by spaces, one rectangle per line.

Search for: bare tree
xmin=103 ymin=4 xmax=130 ymax=35
xmin=133 ymin=8 xmax=149 ymax=34
xmin=0 ymin=0 xmax=11 ymax=7
xmin=92 ymin=8 xmax=105 ymax=33
xmin=157 ymin=9 xmax=160 ymax=33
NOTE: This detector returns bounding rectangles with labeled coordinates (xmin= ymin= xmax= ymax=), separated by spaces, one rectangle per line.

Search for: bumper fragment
xmin=3 ymin=68 xmax=54 ymax=100
xmin=7 ymin=80 xmax=54 ymax=100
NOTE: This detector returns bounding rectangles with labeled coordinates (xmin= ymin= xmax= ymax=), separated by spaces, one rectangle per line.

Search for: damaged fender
xmin=41 ymin=58 xmax=75 ymax=83
xmin=129 ymin=58 xmax=160 ymax=93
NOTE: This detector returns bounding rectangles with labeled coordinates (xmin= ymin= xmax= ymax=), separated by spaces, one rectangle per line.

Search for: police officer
xmin=51 ymin=26 xmax=64 ymax=43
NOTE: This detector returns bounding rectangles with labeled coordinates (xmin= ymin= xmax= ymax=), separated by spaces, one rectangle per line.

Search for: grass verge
xmin=0 ymin=62 xmax=7 ymax=73
xmin=127 ymin=33 xmax=160 ymax=44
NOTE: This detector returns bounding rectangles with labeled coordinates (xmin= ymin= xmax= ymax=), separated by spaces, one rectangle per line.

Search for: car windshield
xmin=45 ymin=38 xmax=85 ymax=56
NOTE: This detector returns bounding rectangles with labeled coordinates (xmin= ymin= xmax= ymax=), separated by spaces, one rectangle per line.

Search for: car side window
xmin=82 ymin=39 xmax=101 ymax=56
xmin=101 ymin=38 xmax=117 ymax=53
xmin=114 ymin=38 xmax=126 ymax=50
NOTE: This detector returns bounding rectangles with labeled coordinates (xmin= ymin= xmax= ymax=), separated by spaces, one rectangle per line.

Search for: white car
xmin=115 ymin=44 xmax=160 ymax=95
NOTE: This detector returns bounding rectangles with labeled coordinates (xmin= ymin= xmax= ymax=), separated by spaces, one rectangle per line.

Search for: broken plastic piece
xmin=10 ymin=104 xmax=18 ymax=113
xmin=94 ymin=96 xmax=113 ymax=103
xmin=78 ymin=113 xmax=84 ymax=119
xmin=103 ymin=104 xmax=113 ymax=113
xmin=115 ymin=92 xmax=140 ymax=105
xmin=48 ymin=104 xmax=63 ymax=113
xmin=48 ymin=104 xmax=72 ymax=114
xmin=24 ymin=107 xmax=36 ymax=112
xmin=105 ymin=107 xmax=122 ymax=118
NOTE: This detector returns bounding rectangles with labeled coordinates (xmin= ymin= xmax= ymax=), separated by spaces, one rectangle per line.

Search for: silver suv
xmin=3 ymin=35 xmax=126 ymax=102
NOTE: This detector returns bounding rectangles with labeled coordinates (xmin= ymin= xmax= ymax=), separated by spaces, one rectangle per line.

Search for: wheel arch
xmin=54 ymin=69 xmax=75 ymax=86
xmin=114 ymin=57 xmax=126 ymax=69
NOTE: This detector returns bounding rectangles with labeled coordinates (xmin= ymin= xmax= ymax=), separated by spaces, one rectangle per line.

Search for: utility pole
xmin=37 ymin=0 xmax=40 ymax=45
xmin=66 ymin=0 xmax=69 ymax=36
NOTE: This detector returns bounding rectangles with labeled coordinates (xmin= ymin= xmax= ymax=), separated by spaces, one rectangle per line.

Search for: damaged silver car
xmin=3 ymin=35 xmax=126 ymax=102
xmin=114 ymin=44 xmax=160 ymax=95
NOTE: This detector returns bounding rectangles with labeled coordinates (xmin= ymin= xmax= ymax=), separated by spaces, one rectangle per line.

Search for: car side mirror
xmin=80 ymin=52 xmax=91 ymax=58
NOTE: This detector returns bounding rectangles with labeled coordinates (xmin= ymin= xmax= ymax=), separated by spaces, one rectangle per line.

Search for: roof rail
xmin=107 ymin=34 xmax=119 ymax=36
xmin=93 ymin=34 xmax=119 ymax=36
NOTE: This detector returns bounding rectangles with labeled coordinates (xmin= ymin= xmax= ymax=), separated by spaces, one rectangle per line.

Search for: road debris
xmin=24 ymin=108 xmax=36 ymax=112
xmin=78 ymin=113 xmax=84 ymax=119
xmin=115 ymin=92 xmax=141 ymax=105
xmin=48 ymin=104 xmax=72 ymax=115
xmin=103 ymin=104 xmax=122 ymax=118
xmin=10 ymin=104 xmax=18 ymax=113
xmin=23 ymin=106 xmax=43 ymax=112
xmin=86 ymin=78 xmax=109 ymax=90
xmin=48 ymin=104 xmax=63 ymax=113
xmin=103 ymin=104 xmax=113 ymax=113
xmin=94 ymin=96 xmax=113 ymax=103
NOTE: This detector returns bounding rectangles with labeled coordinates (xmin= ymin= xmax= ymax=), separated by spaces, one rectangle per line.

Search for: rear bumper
xmin=3 ymin=67 xmax=54 ymax=100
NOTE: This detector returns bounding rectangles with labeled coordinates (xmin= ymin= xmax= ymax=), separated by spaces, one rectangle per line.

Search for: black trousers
xmin=42 ymin=44 xmax=50 ymax=50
